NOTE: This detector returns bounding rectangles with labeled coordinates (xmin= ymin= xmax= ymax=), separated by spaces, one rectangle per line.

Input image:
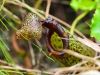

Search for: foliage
xmin=70 ymin=0 xmax=97 ymax=11
xmin=70 ymin=0 xmax=100 ymax=41
xmin=91 ymin=7 xmax=100 ymax=41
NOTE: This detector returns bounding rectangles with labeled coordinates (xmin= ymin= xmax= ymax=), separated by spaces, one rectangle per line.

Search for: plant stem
xmin=70 ymin=11 xmax=89 ymax=36
xmin=18 ymin=0 xmax=45 ymax=20
xmin=0 ymin=0 xmax=6 ymax=11
xmin=24 ymin=4 xmax=45 ymax=19
xmin=12 ymin=0 xmax=45 ymax=19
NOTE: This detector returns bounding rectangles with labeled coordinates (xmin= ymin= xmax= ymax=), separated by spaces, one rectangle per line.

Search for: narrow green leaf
xmin=0 ymin=19 xmax=9 ymax=31
xmin=0 ymin=68 xmax=9 ymax=75
xmin=0 ymin=40 xmax=24 ymax=75
xmin=0 ymin=37 xmax=10 ymax=50
xmin=0 ymin=0 xmax=6 ymax=11
xmin=91 ymin=8 xmax=100 ymax=40
xmin=0 ymin=28 xmax=7 ymax=36
xmin=0 ymin=14 xmax=17 ymax=30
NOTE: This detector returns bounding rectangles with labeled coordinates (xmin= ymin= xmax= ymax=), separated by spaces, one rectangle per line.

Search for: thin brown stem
xmin=54 ymin=67 xmax=100 ymax=75
xmin=45 ymin=0 xmax=51 ymax=18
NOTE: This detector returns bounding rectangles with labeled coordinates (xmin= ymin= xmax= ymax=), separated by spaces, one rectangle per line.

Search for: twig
xmin=0 ymin=59 xmax=53 ymax=74
xmin=0 ymin=65 xmax=54 ymax=75
xmin=76 ymin=37 xmax=100 ymax=53
xmin=54 ymin=67 xmax=100 ymax=75
xmin=28 ymin=41 xmax=36 ymax=66
xmin=85 ymin=21 xmax=90 ymax=27
xmin=62 ymin=35 xmax=100 ymax=52
xmin=35 ymin=39 xmax=42 ymax=48
xmin=6 ymin=0 xmax=45 ymax=19
xmin=0 ymin=59 xmax=11 ymax=66
xmin=45 ymin=0 xmax=51 ymax=18
xmin=34 ymin=39 xmax=44 ymax=68
xmin=2 ymin=7 xmax=21 ymax=24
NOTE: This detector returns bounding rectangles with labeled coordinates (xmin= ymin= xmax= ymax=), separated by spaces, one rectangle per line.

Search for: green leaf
xmin=70 ymin=0 xmax=97 ymax=11
xmin=0 ymin=19 xmax=9 ymax=31
xmin=91 ymin=8 xmax=100 ymax=41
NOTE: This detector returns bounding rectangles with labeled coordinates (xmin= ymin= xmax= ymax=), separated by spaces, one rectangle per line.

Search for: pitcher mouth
xmin=41 ymin=18 xmax=69 ymax=56
xmin=46 ymin=29 xmax=69 ymax=56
